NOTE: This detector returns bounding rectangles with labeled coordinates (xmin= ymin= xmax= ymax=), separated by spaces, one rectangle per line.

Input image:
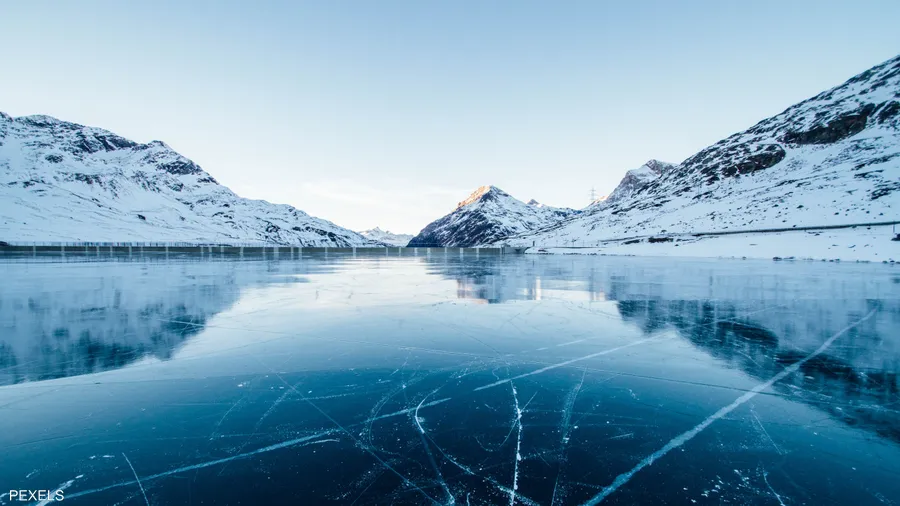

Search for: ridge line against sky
xmin=2 ymin=0 xmax=898 ymax=233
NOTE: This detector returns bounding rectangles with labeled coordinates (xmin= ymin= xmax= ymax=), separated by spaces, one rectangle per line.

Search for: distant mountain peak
xmin=147 ymin=140 xmax=170 ymax=149
xmin=456 ymin=185 xmax=508 ymax=209
xmin=629 ymin=159 xmax=675 ymax=177
xmin=634 ymin=159 xmax=676 ymax=175
xmin=358 ymin=227 xmax=413 ymax=246
xmin=602 ymin=160 xmax=676 ymax=205
xmin=643 ymin=159 xmax=673 ymax=170
xmin=410 ymin=187 xmax=576 ymax=247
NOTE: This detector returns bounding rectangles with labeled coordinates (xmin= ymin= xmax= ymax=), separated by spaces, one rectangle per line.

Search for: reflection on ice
xmin=0 ymin=261 xmax=236 ymax=385
xmin=0 ymin=259 xmax=339 ymax=385
xmin=0 ymin=254 xmax=898 ymax=505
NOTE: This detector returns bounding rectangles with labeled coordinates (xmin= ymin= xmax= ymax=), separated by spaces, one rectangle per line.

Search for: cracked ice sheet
xmin=1 ymin=253 xmax=899 ymax=504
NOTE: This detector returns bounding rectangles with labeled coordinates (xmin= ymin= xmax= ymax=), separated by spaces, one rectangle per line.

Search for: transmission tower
xmin=590 ymin=187 xmax=597 ymax=203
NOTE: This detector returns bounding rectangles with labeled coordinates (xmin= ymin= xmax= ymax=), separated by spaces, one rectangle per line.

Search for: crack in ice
xmin=121 ymin=453 xmax=150 ymax=506
xmin=35 ymin=476 xmax=80 ymax=506
xmin=761 ymin=468 xmax=787 ymax=506
xmin=62 ymin=431 xmax=339 ymax=501
xmin=413 ymin=389 xmax=455 ymax=505
xmin=271 ymin=373 xmax=444 ymax=505
xmin=580 ymin=307 xmax=878 ymax=505
xmin=552 ymin=369 xmax=586 ymax=506
xmin=510 ymin=383 xmax=524 ymax=506
xmin=475 ymin=336 xmax=664 ymax=392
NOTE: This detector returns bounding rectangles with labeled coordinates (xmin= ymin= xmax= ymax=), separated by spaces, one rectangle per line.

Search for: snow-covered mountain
xmin=407 ymin=185 xmax=576 ymax=247
xmin=602 ymin=159 xmax=676 ymax=205
xmin=0 ymin=113 xmax=376 ymax=246
xmin=506 ymin=55 xmax=900 ymax=249
xmin=358 ymin=227 xmax=413 ymax=246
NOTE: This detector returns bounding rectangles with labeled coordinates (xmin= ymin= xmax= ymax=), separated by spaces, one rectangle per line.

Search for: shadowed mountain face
xmin=508 ymin=55 xmax=900 ymax=246
xmin=601 ymin=159 xmax=676 ymax=205
xmin=408 ymin=186 xmax=576 ymax=247
xmin=0 ymin=113 xmax=374 ymax=246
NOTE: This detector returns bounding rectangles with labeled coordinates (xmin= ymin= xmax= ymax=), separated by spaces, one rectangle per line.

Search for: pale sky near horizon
xmin=2 ymin=1 xmax=898 ymax=234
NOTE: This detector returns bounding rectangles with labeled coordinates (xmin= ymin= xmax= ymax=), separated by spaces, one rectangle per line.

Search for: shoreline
xmin=523 ymin=225 xmax=899 ymax=263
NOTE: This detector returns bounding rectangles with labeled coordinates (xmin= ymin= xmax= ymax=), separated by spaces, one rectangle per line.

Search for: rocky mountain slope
xmin=408 ymin=186 xmax=576 ymax=247
xmin=358 ymin=227 xmax=413 ymax=246
xmin=506 ymin=55 xmax=900 ymax=249
xmin=0 ymin=113 xmax=375 ymax=246
xmin=601 ymin=159 xmax=676 ymax=205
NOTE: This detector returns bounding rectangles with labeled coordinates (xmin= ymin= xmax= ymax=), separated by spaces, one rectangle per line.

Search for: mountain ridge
xmin=358 ymin=227 xmax=413 ymax=247
xmin=601 ymin=159 xmax=676 ymax=206
xmin=0 ymin=112 xmax=375 ymax=246
xmin=408 ymin=186 xmax=576 ymax=247
xmin=502 ymin=54 xmax=900 ymax=249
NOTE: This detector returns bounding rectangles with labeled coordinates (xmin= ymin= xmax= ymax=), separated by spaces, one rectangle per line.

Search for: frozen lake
xmin=1 ymin=253 xmax=899 ymax=505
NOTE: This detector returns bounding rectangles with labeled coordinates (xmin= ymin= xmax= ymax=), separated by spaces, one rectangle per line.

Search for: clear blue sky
xmin=2 ymin=1 xmax=898 ymax=234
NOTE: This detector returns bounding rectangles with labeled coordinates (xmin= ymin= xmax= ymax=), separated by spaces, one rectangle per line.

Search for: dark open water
xmin=1 ymin=253 xmax=898 ymax=505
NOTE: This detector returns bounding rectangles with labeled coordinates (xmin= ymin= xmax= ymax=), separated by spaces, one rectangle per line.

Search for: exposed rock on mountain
xmin=0 ymin=113 xmax=376 ymax=246
xmin=602 ymin=159 xmax=676 ymax=205
xmin=408 ymin=186 xmax=575 ymax=247
xmin=506 ymin=55 xmax=900 ymax=247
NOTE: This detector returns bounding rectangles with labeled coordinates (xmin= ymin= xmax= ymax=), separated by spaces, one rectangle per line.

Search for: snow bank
xmin=528 ymin=225 xmax=900 ymax=262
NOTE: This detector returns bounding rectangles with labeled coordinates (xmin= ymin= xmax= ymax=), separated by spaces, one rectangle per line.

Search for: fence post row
xmin=2 ymin=242 xmax=516 ymax=259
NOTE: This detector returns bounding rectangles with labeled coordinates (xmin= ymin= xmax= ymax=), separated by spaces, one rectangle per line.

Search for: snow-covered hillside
xmin=358 ymin=227 xmax=413 ymax=246
xmin=408 ymin=185 xmax=576 ymax=246
xmin=531 ymin=225 xmax=898 ymax=262
xmin=0 ymin=113 xmax=375 ymax=246
xmin=602 ymin=159 xmax=676 ymax=205
xmin=506 ymin=55 xmax=900 ymax=252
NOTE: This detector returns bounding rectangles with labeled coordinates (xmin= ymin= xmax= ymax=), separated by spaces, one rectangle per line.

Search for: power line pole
xmin=590 ymin=187 xmax=597 ymax=203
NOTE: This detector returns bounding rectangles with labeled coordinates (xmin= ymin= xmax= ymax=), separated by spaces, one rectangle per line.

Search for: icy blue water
xmin=1 ymin=253 xmax=899 ymax=505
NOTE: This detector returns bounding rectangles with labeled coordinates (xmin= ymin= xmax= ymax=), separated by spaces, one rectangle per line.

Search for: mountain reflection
xmin=3 ymin=254 xmax=898 ymax=449
xmin=431 ymin=255 xmax=900 ymax=444
xmin=0 ymin=263 xmax=234 ymax=385
xmin=617 ymin=298 xmax=900 ymax=443
xmin=0 ymin=259 xmax=328 ymax=385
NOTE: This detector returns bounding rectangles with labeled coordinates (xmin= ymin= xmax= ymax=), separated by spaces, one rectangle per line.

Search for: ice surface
xmin=0 ymin=253 xmax=898 ymax=505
